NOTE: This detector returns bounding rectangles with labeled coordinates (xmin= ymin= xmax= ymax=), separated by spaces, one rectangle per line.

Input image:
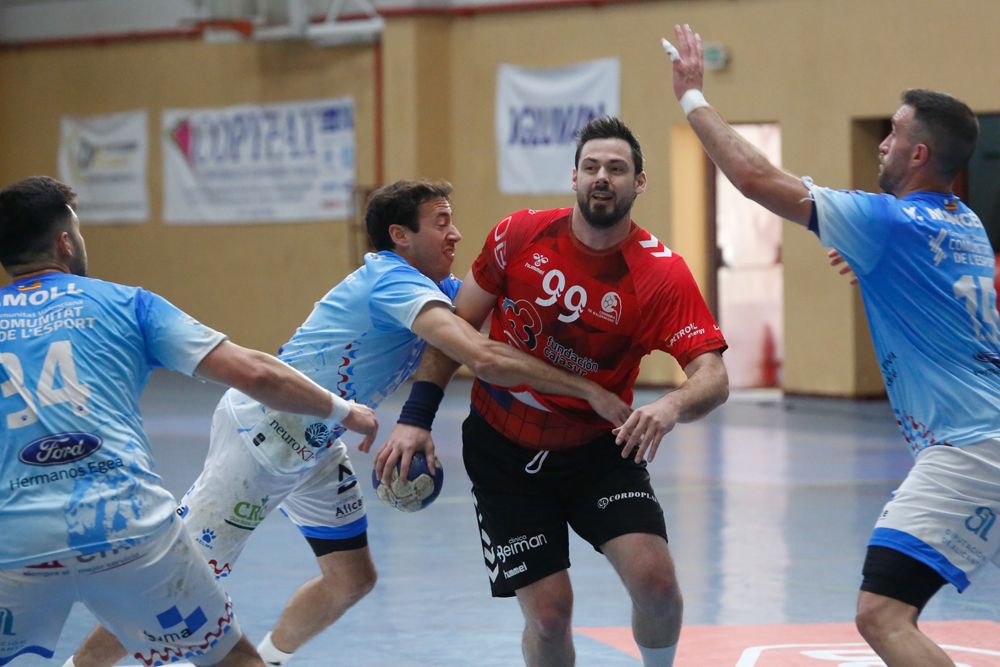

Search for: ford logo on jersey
xmin=19 ymin=432 xmax=102 ymax=466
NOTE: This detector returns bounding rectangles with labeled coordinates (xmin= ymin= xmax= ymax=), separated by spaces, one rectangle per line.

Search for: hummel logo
xmin=639 ymin=233 xmax=672 ymax=258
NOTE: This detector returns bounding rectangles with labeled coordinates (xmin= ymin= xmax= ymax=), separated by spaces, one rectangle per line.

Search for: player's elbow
xmin=710 ymin=365 xmax=731 ymax=409
xmin=716 ymin=377 xmax=731 ymax=408
xmin=731 ymin=168 xmax=772 ymax=203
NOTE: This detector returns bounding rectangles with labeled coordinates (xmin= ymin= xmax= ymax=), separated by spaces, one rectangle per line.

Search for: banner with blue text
xmin=162 ymin=98 xmax=355 ymax=224
xmin=495 ymin=58 xmax=619 ymax=194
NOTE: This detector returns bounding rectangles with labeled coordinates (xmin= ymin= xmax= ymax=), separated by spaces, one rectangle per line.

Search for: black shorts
xmin=462 ymin=410 xmax=668 ymax=598
xmin=861 ymin=545 xmax=946 ymax=611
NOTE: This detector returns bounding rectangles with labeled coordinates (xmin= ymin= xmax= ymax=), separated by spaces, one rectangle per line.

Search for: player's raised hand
xmin=827 ymin=249 xmax=859 ymax=285
xmin=612 ymin=397 xmax=680 ymax=464
xmin=373 ymin=423 xmax=437 ymax=483
xmin=342 ymin=401 xmax=378 ymax=452
xmin=663 ymin=23 xmax=704 ymax=101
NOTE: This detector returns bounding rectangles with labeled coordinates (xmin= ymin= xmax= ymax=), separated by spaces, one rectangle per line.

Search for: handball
xmin=371 ymin=452 xmax=443 ymax=512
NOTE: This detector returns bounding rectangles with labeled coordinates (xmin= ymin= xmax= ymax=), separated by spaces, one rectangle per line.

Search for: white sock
xmin=257 ymin=632 xmax=295 ymax=666
xmin=638 ymin=643 xmax=677 ymax=667
xmin=61 ymin=658 xmax=76 ymax=667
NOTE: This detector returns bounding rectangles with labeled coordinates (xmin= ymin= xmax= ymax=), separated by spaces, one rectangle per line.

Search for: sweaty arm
xmin=195 ymin=340 xmax=377 ymax=447
xmin=668 ymin=23 xmax=813 ymax=226
xmin=413 ymin=280 xmax=627 ymax=414
xmin=374 ymin=271 xmax=631 ymax=480
xmin=614 ymin=349 xmax=728 ymax=464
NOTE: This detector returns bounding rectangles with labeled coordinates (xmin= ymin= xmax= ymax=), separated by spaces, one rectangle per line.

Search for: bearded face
xmin=573 ymin=137 xmax=645 ymax=230
xmin=576 ymin=181 xmax=639 ymax=229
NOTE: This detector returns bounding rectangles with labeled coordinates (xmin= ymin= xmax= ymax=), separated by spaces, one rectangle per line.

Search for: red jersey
xmin=470 ymin=207 xmax=727 ymax=450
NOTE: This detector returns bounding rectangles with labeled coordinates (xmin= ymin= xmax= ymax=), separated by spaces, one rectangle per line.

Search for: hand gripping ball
xmin=371 ymin=452 xmax=444 ymax=512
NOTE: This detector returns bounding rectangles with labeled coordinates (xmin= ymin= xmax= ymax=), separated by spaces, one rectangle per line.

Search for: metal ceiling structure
xmin=0 ymin=0 xmax=389 ymax=46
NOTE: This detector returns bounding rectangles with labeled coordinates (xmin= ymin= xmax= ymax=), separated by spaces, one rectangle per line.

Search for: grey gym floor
xmin=34 ymin=372 xmax=1000 ymax=666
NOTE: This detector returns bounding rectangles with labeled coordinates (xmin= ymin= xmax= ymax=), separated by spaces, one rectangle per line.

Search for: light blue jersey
xmin=0 ymin=272 xmax=225 ymax=567
xmin=224 ymin=251 xmax=460 ymax=474
xmin=808 ymin=182 xmax=1000 ymax=455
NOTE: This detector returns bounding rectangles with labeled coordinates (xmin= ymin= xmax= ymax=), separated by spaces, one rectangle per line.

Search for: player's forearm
xmin=687 ymin=107 xmax=812 ymax=225
xmin=411 ymin=344 xmax=462 ymax=390
xmin=689 ymin=107 xmax=776 ymax=203
xmin=198 ymin=343 xmax=335 ymax=418
xmin=657 ymin=353 xmax=728 ymax=423
xmin=473 ymin=339 xmax=600 ymax=401
xmin=241 ymin=354 xmax=336 ymax=419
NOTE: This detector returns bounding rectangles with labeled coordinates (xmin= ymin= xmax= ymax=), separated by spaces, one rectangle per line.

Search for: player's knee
xmin=855 ymin=601 xmax=890 ymax=645
xmin=855 ymin=592 xmax=907 ymax=647
xmin=347 ymin=566 xmax=377 ymax=602
xmin=318 ymin=562 xmax=376 ymax=605
xmin=523 ymin=599 xmax=573 ymax=640
xmin=630 ymin=570 xmax=682 ymax=616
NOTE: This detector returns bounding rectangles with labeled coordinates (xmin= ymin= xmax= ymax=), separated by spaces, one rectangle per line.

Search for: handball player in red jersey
xmin=377 ymin=116 xmax=729 ymax=667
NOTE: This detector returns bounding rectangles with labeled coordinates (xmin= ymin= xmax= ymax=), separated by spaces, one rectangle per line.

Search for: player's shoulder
xmin=509 ymin=207 xmax=572 ymax=223
xmin=819 ymin=186 xmax=899 ymax=217
xmin=366 ymin=251 xmax=443 ymax=294
xmin=366 ymin=251 xmax=422 ymax=279
xmin=497 ymin=207 xmax=572 ymax=235
xmin=624 ymin=225 xmax=687 ymax=272
xmin=906 ymin=192 xmax=983 ymax=226
xmin=488 ymin=208 xmax=572 ymax=261
xmin=32 ymin=274 xmax=145 ymax=306
xmin=80 ymin=274 xmax=141 ymax=296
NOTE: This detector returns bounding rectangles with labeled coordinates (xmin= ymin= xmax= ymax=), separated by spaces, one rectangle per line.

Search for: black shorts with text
xmin=462 ymin=410 xmax=668 ymax=598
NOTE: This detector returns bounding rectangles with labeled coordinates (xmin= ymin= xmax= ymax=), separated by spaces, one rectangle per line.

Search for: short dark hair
xmin=574 ymin=116 xmax=644 ymax=174
xmin=0 ymin=176 xmax=77 ymax=271
xmin=365 ymin=180 xmax=453 ymax=251
xmin=902 ymin=89 xmax=979 ymax=182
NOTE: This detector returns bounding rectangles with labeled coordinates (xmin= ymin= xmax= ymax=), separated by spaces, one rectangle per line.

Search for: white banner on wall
xmin=162 ymin=97 xmax=356 ymax=224
xmin=58 ymin=110 xmax=149 ymax=224
xmin=496 ymin=58 xmax=620 ymax=195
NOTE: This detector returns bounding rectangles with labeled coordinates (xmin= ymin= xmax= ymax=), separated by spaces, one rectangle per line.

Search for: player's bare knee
xmin=522 ymin=600 xmax=573 ymax=640
xmin=318 ymin=565 xmax=376 ymax=604
xmin=855 ymin=612 xmax=891 ymax=648
xmin=629 ymin=571 xmax=681 ymax=616
xmin=525 ymin=613 xmax=572 ymax=642
xmin=343 ymin=567 xmax=377 ymax=603
xmin=855 ymin=597 xmax=895 ymax=645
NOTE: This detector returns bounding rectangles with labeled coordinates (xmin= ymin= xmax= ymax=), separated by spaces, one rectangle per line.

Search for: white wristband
xmin=680 ymin=89 xmax=710 ymax=117
xmin=328 ymin=392 xmax=351 ymax=423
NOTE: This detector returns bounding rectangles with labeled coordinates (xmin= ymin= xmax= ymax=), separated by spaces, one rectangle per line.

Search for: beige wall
xmin=3 ymin=0 xmax=997 ymax=394
xmin=0 ymin=39 xmax=376 ymax=353
xmin=423 ymin=0 xmax=1000 ymax=395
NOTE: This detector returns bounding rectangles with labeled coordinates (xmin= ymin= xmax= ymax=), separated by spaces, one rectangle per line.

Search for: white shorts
xmin=871 ymin=439 xmax=1000 ymax=592
xmin=0 ymin=516 xmax=242 ymax=667
xmin=177 ymin=401 xmax=368 ymax=578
